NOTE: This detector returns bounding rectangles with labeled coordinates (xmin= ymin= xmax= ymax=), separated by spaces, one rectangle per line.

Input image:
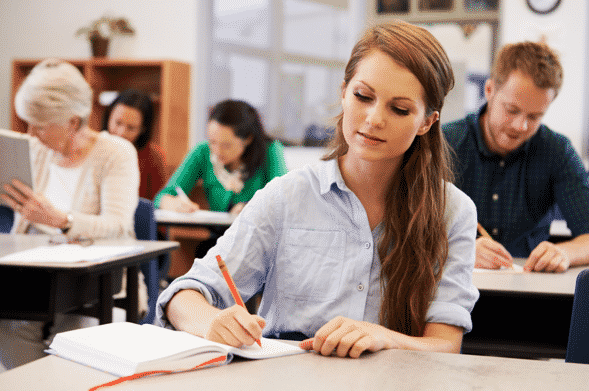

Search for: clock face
xmin=526 ymin=0 xmax=561 ymax=14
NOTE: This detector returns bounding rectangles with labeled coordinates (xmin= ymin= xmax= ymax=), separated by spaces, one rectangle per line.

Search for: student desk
xmin=155 ymin=209 xmax=235 ymax=278
xmin=464 ymin=258 xmax=586 ymax=359
xmin=2 ymin=346 xmax=588 ymax=390
xmin=0 ymin=234 xmax=179 ymax=325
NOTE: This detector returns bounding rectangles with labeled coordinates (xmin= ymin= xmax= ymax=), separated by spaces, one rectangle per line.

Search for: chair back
xmin=135 ymin=198 xmax=157 ymax=241
xmin=566 ymin=269 xmax=589 ymax=364
xmin=134 ymin=198 xmax=159 ymax=325
xmin=0 ymin=205 xmax=14 ymax=233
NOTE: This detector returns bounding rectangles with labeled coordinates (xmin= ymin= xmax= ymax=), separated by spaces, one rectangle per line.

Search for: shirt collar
xmin=474 ymin=103 xmax=531 ymax=159
xmin=319 ymin=158 xmax=349 ymax=195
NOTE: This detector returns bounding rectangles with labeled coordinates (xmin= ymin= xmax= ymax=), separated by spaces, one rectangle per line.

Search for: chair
xmin=134 ymin=197 xmax=160 ymax=325
xmin=302 ymin=124 xmax=333 ymax=147
xmin=565 ymin=269 xmax=589 ymax=364
xmin=0 ymin=205 xmax=14 ymax=233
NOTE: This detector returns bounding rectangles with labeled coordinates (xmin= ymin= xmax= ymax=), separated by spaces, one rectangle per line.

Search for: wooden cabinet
xmin=10 ymin=59 xmax=191 ymax=171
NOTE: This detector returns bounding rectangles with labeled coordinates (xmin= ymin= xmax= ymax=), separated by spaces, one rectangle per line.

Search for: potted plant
xmin=75 ymin=15 xmax=135 ymax=57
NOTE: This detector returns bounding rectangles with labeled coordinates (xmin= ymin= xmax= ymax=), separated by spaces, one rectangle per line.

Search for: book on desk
xmin=47 ymin=322 xmax=307 ymax=377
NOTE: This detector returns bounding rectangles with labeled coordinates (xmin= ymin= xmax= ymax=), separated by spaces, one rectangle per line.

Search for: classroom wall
xmin=0 ymin=0 xmax=200 ymax=143
xmin=1 ymin=1 xmax=589 ymax=156
xmin=499 ymin=1 xmax=589 ymax=158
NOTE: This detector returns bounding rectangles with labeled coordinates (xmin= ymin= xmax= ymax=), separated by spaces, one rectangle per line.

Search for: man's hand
xmin=475 ymin=237 xmax=513 ymax=269
xmin=525 ymin=241 xmax=570 ymax=273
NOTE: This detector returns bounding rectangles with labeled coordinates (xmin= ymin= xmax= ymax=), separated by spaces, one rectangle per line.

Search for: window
xmin=207 ymin=0 xmax=356 ymax=144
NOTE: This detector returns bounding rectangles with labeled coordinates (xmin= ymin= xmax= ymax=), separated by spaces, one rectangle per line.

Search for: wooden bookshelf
xmin=10 ymin=58 xmax=191 ymax=171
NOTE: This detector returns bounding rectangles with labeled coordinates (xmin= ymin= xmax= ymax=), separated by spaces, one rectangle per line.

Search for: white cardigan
xmin=14 ymin=132 xmax=140 ymax=238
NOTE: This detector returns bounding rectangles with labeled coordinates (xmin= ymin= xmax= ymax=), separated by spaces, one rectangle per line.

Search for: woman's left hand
xmin=299 ymin=316 xmax=399 ymax=358
xmin=2 ymin=179 xmax=67 ymax=228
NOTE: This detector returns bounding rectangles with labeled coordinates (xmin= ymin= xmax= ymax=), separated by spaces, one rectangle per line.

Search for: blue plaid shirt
xmin=443 ymin=104 xmax=589 ymax=257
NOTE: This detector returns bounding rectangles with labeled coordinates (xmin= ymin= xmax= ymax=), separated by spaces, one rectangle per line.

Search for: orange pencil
xmin=477 ymin=222 xmax=491 ymax=239
xmin=216 ymin=255 xmax=262 ymax=347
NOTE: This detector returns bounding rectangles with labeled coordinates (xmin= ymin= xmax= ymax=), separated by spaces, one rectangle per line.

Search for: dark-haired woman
xmin=103 ymin=89 xmax=167 ymax=200
xmin=154 ymin=99 xmax=287 ymax=214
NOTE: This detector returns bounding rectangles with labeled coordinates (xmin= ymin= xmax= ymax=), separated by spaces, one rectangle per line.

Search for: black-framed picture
xmin=464 ymin=0 xmax=499 ymax=12
xmin=377 ymin=0 xmax=409 ymax=14
xmin=418 ymin=0 xmax=453 ymax=11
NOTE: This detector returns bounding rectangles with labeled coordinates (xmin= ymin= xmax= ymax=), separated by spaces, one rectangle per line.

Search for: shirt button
xmin=492 ymin=228 xmax=499 ymax=236
xmin=499 ymin=160 xmax=505 ymax=167
xmin=364 ymin=242 xmax=371 ymax=249
xmin=492 ymin=194 xmax=499 ymax=201
xmin=357 ymin=284 xmax=364 ymax=291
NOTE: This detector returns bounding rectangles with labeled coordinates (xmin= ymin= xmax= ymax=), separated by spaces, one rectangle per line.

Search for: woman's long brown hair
xmin=324 ymin=21 xmax=455 ymax=336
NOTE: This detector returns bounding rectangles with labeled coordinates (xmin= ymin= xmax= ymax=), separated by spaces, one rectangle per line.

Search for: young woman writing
xmin=156 ymin=21 xmax=479 ymax=357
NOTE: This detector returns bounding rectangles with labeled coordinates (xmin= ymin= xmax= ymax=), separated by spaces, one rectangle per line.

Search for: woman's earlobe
xmin=418 ymin=111 xmax=439 ymax=135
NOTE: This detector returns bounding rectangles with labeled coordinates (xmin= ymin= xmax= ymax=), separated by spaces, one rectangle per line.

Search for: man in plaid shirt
xmin=444 ymin=41 xmax=589 ymax=273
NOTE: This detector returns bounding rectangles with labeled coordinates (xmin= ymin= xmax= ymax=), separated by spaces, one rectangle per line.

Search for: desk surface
xmin=1 ymin=348 xmax=588 ymax=391
xmin=154 ymin=209 xmax=235 ymax=226
xmin=0 ymin=234 xmax=179 ymax=324
xmin=472 ymin=258 xmax=586 ymax=295
xmin=0 ymin=234 xmax=178 ymax=271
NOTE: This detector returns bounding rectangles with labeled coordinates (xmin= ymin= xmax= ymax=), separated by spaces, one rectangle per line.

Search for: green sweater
xmin=154 ymin=140 xmax=287 ymax=212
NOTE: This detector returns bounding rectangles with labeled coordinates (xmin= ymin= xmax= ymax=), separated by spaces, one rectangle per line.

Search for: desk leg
xmin=126 ymin=265 xmax=139 ymax=323
xmin=98 ymin=272 xmax=113 ymax=324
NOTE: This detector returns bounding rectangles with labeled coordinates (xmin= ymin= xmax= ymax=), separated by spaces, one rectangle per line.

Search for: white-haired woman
xmin=0 ymin=58 xmax=140 ymax=370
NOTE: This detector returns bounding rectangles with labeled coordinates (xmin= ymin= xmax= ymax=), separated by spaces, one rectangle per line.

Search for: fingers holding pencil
xmin=215 ymin=255 xmax=263 ymax=347
xmin=475 ymin=223 xmax=513 ymax=269
xmin=206 ymin=305 xmax=265 ymax=348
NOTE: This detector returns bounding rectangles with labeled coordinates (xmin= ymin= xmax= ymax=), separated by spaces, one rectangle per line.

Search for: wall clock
xmin=526 ymin=0 xmax=561 ymax=14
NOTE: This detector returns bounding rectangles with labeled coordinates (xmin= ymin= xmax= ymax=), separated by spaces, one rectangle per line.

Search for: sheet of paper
xmin=474 ymin=263 xmax=525 ymax=273
xmin=0 ymin=244 xmax=144 ymax=263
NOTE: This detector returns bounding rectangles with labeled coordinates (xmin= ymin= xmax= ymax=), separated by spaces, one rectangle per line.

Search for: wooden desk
xmin=465 ymin=258 xmax=587 ymax=359
xmin=155 ymin=210 xmax=235 ymax=278
xmin=2 ymin=347 xmax=589 ymax=390
xmin=154 ymin=209 xmax=235 ymax=227
xmin=0 ymin=234 xmax=178 ymax=324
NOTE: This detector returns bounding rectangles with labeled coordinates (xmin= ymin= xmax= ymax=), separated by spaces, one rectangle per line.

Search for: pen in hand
xmin=175 ymin=186 xmax=192 ymax=204
xmin=477 ymin=222 xmax=513 ymax=269
xmin=477 ymin=222 xmax=492 ymax=239
xmin=216 ymin=255 xmax=262 ymax=347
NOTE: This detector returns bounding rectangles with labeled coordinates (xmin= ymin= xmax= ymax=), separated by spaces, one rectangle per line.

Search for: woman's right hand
xmin=205 ymin=304 xmax=266 ymax=348
xmin=159 ymin=194 xmax=200 ymax=213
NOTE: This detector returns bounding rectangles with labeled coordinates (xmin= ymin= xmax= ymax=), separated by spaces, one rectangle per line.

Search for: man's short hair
xmin=491 ymin=41 xmax=563 ymax=97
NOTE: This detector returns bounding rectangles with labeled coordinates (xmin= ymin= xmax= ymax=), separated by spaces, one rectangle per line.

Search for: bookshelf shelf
xmin=10 ymin=58 xmax=191 ymax=171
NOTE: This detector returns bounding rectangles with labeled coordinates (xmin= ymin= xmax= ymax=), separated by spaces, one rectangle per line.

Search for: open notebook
xmin=47 ymin=322 xmax=307 ymax=377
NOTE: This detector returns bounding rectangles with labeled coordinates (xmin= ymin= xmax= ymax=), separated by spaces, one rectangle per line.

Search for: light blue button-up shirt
xmin=156 ymin=159 xmax=479 ymax=336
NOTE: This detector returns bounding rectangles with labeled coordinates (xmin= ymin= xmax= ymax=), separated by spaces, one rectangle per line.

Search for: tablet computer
xmin=0 ymin=129 xmax=33 ymax=205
